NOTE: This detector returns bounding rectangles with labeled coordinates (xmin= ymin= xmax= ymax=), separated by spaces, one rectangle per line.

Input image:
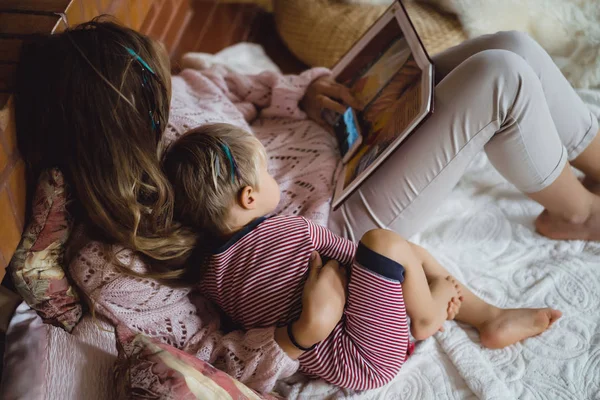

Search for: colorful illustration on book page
xmin=344 ymin=56 xmax=422 ymax=188
xmin=349 ymin=38 xmax=412 ymax=107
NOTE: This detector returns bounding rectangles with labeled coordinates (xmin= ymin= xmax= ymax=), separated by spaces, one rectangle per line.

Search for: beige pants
xmin=329 ymin=31 xmax=599 ymax=241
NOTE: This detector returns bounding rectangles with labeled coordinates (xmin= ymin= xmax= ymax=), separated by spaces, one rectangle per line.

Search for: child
xmin=163 ymin=123 xmax=464 ymax=390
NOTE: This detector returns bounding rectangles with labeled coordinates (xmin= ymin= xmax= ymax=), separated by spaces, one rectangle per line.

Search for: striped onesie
xmin=200 ymin=215 xmax=411 ymax=390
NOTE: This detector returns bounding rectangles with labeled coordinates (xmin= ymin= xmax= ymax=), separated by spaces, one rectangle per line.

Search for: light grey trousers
xmin=329 ymin=31 xmax=599 ymax=241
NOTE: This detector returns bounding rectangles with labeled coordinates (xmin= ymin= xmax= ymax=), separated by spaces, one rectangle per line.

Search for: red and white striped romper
xmin=200 ymin=215 xmax=411 ymax=390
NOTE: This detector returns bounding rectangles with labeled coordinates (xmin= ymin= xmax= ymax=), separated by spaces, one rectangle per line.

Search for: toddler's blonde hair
xmin=163 ymin=123 xmax=267 ymax=235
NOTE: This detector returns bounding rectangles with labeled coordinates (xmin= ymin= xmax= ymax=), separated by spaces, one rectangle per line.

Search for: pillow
xmin=8 ymin=168 xmax=82 ymax=332
xmin=114 ymin=326 xmax=282 ymax=400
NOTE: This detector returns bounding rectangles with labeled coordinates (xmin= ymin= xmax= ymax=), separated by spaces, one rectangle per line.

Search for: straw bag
xmin=274 ymin=0 xmax=466 ymax=68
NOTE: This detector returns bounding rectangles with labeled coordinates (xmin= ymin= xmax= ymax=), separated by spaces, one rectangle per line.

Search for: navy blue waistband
xmin=355 ymin=242 xmax=405 ymax=282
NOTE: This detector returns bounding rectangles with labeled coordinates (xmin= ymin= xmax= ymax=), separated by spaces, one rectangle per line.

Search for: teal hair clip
xmin=219 ymin=143 xmax=238 ymax=183
xmin=123 ymin=46 xmax=160 ymax=132
xmin=124 ymin=46 xmax=155 ymax=74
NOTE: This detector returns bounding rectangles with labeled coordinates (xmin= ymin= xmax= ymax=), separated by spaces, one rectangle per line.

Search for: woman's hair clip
xmin=219 ymin=143 xmax=239 ymax=183
xmin=124 ymin=46 xmax=155 ymax=75
xmin=122 ymin=46 xmax=160 ymax=132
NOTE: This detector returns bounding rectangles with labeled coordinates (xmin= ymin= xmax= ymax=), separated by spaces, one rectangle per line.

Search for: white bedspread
xmin=281 ymin=88 xmax=600 ymax=399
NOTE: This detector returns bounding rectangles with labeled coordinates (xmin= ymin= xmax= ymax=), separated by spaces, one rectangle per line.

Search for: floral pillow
xmin=8 ymin=168 xmax=82 ymax=332
xmin=115 ymin=326 xmax=281 ymax=400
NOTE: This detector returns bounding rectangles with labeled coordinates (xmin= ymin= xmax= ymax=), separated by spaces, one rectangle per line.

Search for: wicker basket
xmin=274 ymin=0 xmax=466 ymax=68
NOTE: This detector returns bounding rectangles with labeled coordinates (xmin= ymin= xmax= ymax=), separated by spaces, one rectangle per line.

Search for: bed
xmin=2 ymin=1 xmax=600 ymax=400
xmin=2 ymin=39 xmax=600 ymax=398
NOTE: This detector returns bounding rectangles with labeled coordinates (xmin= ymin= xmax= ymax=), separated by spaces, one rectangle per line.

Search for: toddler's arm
xmin=303 ymin=217 xmax=357 ymax=266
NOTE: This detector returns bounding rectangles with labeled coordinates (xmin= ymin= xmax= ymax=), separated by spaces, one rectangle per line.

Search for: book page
xmin=334 ymin=16 xmax=424 ymax=189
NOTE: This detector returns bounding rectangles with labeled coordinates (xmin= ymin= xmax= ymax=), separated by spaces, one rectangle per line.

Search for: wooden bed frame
xmin=0 ymin=0 xmax=194 ymax=280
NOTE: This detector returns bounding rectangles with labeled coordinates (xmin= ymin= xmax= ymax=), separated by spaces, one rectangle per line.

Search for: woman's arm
xmin=70 ymin=239 xmax=346 ymax=393
xmin=175 ymin=66 xmax=329 ymax=127
xmin=169 ymin=66 xmax=360 ymax=139
xmin=201 ymin=66 xmax=332 ymax=121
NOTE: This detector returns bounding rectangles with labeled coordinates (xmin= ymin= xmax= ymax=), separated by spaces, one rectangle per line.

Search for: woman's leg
xmin=329 ymin=47 xmax=564 ymax=239
xmin=431 ymin=31 xmax=600 ymax=239
xmin=409 ymin=242 xmax=561 ymax=349
xmin=433 ymin=31 xmax=598 ymax=159
xmin=329 ymin=37 xmax=599 ymax=241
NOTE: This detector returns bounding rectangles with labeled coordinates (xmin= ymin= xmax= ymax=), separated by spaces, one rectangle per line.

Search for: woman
xmin=15 ymin=19 xmax=596 ymax=392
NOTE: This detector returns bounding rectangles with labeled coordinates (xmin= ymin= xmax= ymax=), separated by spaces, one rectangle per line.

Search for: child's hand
xmin=294 ymin=252 xmax=348 ymax=347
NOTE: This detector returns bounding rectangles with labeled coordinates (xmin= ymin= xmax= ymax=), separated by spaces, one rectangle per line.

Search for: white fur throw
xmin=343 ymin=0 xmax=600 ymax=88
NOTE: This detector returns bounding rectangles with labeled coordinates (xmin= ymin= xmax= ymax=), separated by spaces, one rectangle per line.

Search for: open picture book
xmin=326 ymin=0 xmax=435 ymax=209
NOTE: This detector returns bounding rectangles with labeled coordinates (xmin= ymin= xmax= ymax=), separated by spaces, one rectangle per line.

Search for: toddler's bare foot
xmin=535 ymin=197 xmax=600 ymax=241
xmin=429 ymin=276 xmax=459 ymax=302
xmin=445 ymin=276 xmax=462 ymax=320
xmin=478 ymin=308 xmax=562 ymax=349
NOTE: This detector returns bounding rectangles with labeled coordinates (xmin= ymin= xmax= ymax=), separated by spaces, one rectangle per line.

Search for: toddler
xmin=162 ymin=123 xmax=462 ymax=390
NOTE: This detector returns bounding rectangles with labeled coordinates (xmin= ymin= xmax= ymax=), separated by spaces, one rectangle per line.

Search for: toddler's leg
xmin=359 ymin=229 xmax=457 ymax=340
xmin=409 ymin=243 xmax=562 ymax=349
xmin=299 ymin=232 xmax=411 ymax=390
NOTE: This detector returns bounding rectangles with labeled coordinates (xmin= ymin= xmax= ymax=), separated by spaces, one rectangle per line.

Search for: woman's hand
xmin=275 ymin=251 xmax=348 ymax=359
xmin=301 ymin=75 xmax=362 ymax=129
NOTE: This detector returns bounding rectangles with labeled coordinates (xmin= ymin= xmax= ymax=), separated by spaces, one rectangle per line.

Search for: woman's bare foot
xmin=478 ymin=308 xmax=562 ymax=349
xmin=535 ymin=197 xmax=600 ymax=241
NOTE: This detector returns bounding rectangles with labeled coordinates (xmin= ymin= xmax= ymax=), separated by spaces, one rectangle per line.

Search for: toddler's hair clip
xmin=219 ymin=143 xmax=239 ymax=183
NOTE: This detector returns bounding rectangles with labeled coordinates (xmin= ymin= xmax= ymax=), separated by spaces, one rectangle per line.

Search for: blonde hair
xmin=162 ymin=123 xmax=267 ymax=235
xmin=15 ymin=18 xmax=196 ymax=276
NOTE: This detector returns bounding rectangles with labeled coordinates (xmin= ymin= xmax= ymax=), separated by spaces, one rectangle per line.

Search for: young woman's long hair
xmin=15 ymin=18 xmax=196 ymax=275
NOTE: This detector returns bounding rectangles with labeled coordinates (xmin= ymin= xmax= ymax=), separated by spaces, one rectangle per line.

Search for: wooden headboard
xmin=0 ymin=0 xmax=194 ymax=280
